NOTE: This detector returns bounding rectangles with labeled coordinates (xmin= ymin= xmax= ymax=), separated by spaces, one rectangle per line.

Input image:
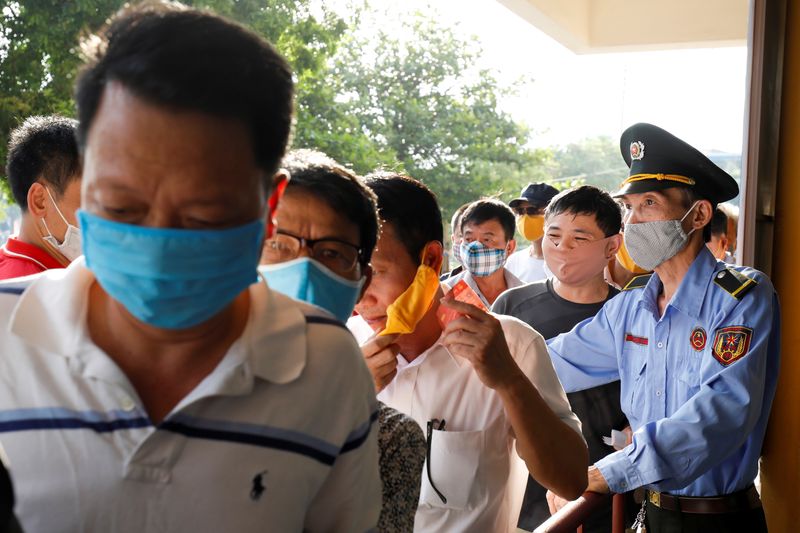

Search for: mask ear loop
xmin=40 ymin=217 xmax=56 ymax=242
xmin=45 ymin=187 xmax=71 ymax=227
xmin=39 ymin=187 xmax=68 ymax=245
xmin=680 ymin=200 xmax=702 ymax=237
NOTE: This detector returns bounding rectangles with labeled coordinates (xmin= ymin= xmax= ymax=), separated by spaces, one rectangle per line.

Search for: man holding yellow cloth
xmin=348 ymin=172 xmax=587 ymax=533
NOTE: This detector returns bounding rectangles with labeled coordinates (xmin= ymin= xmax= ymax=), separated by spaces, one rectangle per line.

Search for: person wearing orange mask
xmin=349 ymin=173 xmax=586 ymax=533
xmin=506 ymin=182 xmax=559 ymax=283
xmin=493 ymin=185 xmax=635 ymax=532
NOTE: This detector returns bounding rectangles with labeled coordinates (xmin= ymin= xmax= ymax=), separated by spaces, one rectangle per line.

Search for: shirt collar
xmin=635 ymin=247 xmax=719 ymax=320
xmin=461 ymin=269 xmax=514 ymax=309
xmin=396 ymin=331 xmax=463 ymax=370
xmin=8 ymin=259 xmax=307 ymax=386
xmin=8 ymin=258 xmax=93 ymax=357
xmin=247 ymin=282 xmax=308 ymax=384
xmin=504 ymin=268 xmax=523 ymax=289
xmin=3 ymin=237 xmax=63 ymax=270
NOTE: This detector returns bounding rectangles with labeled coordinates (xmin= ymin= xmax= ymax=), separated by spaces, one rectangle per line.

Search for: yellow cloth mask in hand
xmin=517 ymin=214 xmax=545 ymax=241
xmin=380 ymin=247 xmax=442 ymax=336
xmin=616 ymin=238 xmax=649 ymax=274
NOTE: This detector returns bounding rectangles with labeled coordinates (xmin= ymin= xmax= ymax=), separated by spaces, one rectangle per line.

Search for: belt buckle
xmin=648 ymin=490 xmax=661 ymax=508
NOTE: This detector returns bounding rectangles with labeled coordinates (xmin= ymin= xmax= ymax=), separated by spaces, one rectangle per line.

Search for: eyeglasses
xmin=263 ymin=230 xmax=362 ymax=274
xmin=514 ymin=206 xmax=544 ymax=216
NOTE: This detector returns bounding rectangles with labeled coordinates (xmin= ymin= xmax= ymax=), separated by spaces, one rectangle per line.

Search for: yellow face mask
xmin=517 ymin=214 xmax=545 ymax=242
xmin=616 ymin=239 xmax=649 ymax=274
xmin=380 ymin=246 xmax=443 ymax=336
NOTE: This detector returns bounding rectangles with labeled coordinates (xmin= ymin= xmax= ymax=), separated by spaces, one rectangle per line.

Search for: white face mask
xmin=41 ymin=187 xmax=82 ymax=262
xmin=623 ymin=201 xmax=699 ymax=271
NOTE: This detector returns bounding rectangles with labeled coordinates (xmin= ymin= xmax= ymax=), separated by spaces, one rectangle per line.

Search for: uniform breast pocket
xmin=620 ymin=348 xmax=648 ymax=414
xmin=676 ymin=350 xmax=704 ymax=402
xmin=419 ymin=428 xmax=484 ymax=510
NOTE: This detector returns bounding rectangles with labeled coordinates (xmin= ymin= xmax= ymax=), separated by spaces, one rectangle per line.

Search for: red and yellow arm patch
xmin=711 ymin=326 xmax=753 ymax=366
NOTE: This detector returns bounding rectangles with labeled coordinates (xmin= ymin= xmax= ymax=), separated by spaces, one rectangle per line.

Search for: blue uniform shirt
xmin=548 ymin=247 xmax=780 ymax=497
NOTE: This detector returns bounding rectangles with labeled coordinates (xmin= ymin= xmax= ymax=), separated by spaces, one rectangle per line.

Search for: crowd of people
xmin=0 ymin=2 xmax=780 ymax=533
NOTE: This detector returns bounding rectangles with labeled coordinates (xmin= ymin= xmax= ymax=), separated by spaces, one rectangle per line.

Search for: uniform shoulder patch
xmin=713 ymin=268 xmax=758 ymax=300
xmin=622 ymin=274 xmax=652 ymax=291
xmin=711 ymin=326 xmax=753 ymax=366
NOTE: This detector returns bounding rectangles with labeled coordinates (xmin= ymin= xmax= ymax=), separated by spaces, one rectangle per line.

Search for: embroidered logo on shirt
xmin=625 ymin=333 xmax=649 ymax=346
xmin=711 ymin=326 xmax=753 ymax=366
xmin=250 ymin=470 xmax=268 ymax=501
xmin=690 ymin=327 xmax=707 ymax=351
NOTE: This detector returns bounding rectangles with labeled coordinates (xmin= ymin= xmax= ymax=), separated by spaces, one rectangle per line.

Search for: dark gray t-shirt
xmin=493 ymin=279 xmax=633 ymax=532
xmin=492 ymin=278 xmax=619 ymax=340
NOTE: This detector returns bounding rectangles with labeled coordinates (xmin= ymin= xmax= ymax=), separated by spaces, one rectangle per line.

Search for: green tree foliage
xmin=0 ymin=0 xmax=632 ymax=226
xmin=0 ymin=0 xmax=353 ymax=198
xmin=324 ymin=12 xmax=546 ymax=215
xmin=547 ymin=135 xmax=628 ymax=192
xmin=0 ymin=0 xmax=126 ymax=192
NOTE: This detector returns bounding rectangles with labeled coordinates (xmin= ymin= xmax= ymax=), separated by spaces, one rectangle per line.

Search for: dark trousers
xmin=644 ymin=501 xmax=768 ymax=533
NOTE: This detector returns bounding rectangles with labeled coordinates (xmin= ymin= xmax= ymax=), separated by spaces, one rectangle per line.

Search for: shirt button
xmin=656 ymin=390 xmax=662 ymax=396
xmin=657 ymin=342 xmax=664 ymax=348
xmin=620 ymin=481 xmax=627 ymax=488
xmin=120 ymin=396 xmax=136 ymax=412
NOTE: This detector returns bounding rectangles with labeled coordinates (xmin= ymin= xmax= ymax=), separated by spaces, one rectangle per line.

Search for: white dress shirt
xmin=349 ymin=312 xmax=582 ymax=533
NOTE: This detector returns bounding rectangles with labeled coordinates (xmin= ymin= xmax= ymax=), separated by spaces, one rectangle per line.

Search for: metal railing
xmin=533 ymin=492 xmax=627 ymax=533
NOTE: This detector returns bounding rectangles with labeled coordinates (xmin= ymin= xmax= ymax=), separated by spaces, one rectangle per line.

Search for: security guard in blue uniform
xmin=547 ymin=123 xmax=779 ymax=532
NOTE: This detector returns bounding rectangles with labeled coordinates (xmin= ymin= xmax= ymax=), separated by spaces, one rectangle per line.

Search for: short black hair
xmin=75 ymin=1 xmax=293 ymax=178
xmin=5 ymin=115 xmax=80 ymax=210
xmin=282 ymin=150 xmax=379 ymax=268
xmin=450 ymin=203 xmax=470 ymax=238
xmin=545 ymin=185 xmax=622 ymax=237
xmin=709 ymin=207 xmax=728 ymax=237
xmin=363 ymin=172 xmax=443 ymax=263
xmin=460 ymin=198 xmax=516 ymax=241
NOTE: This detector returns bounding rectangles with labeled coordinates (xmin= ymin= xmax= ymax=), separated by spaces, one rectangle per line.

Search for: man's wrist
xmin=495 ymin=368 xmax=536 ymax=404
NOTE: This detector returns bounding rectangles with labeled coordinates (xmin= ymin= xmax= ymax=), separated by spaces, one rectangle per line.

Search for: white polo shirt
xmin=348 ymin=313 xmax=582 ymax=533
xmin=0 ymin=260 xmax=381 ymax=533
xmin=505 ymin=248 xmax=552 ymax=284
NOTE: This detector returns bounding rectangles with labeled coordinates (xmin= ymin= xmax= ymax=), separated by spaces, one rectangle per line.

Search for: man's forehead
xmin=374 ymin=222 xmax=404 ymax=252
xmin=546 ymin=211 xmax=603 ymax=233
xmin=463 ymin=219 xmax=502 ymax=232
xmin=619 ymin=189 xmax=674 ymax=203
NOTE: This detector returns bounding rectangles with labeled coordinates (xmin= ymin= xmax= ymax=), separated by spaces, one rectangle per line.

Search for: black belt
xmin=646 ymin=485 xmax=762 ymax=514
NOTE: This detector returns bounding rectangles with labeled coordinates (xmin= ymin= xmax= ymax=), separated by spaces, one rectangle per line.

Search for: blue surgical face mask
xmin=78 ymin=210 xmax=265 ymax=330
xmin=258 ymin=257 xmax=365 ymax=322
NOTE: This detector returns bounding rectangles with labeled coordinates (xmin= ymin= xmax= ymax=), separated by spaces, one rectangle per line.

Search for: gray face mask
xmin=623 ymin=201 xmax=699 ymax=271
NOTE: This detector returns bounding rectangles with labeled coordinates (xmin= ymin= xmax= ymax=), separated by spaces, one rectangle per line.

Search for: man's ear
xmin=27 ymin=182 xmax=48 ymax=217
xmin=692 ymin=200 xmax=714 ymax=230
xmin=506 ymin=238 xmax=517 ymax=256
xmin=421 ymin=241 xmax=444 ymax=275
xmin=266 ymin=170 xmax=289 ymax=239
xmin=606 ymin=234 xmax=622 ymax=259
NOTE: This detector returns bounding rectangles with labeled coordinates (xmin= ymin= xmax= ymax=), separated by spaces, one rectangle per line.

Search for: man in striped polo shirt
xmin=0 ymin=3 xmax=380 ymax=532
